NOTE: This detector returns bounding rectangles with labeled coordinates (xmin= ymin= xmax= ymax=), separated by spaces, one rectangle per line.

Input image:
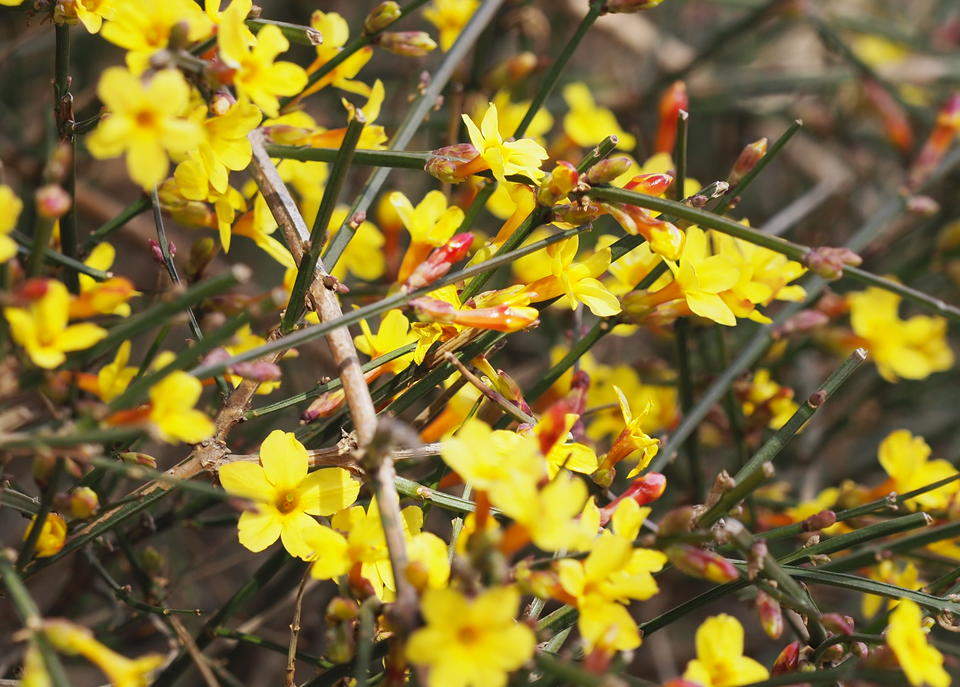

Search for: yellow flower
xmin=100 ymin=0 xmax=212 ymax=74
xmin=424 ymin=0 xmax=479 ymax=51
xmin=355 ymin=309 xmax=417 ymax=375
xmin=175 ymin=99 xmax=262 ymax=200
xmin=524 ymin=236 xmax=622 ymax=317
xmin=461 ymin=103 xmax=548 ymax=184
xmin=887 ymin=600 xmax=950 ymax=687
xmin=147 ymin=371 xmax=215 ymax=444
xmin=43 ymin=619 xmax=163 ymax=687
xmin=740 ymin=368 xmax=798 ymax=430
xmin=390 ymin=190 xmax=464 ymax=281
xmin=683 ymin=614 xmax=770 ymax=687
xmin=72 ymin=242 xmax=139 ymax=318
xmin=306 ymin=500 xmax=449 ymax=601
xmin=0 ymin=184 xmax=22 ymax=263
xmin=218 ymin=1 xmax=308 ymax=118
xmin=218 ymin=430 xmax=360 ymax=558
xmin=406 ymin=586 xmax=535 ymax=687
xmin=87 ymin=67 xmax=203 ymax=190
xmin=23 ymin=513 xmax=67 ymax=558
xmin=4 ymin=280 xmax=107 ymax=369
xmin=96 ymin=341 xmax=139 ymax=402
xmin=878 ymin=429 xmax=959 ymax=511
xmin=479 ymin=90 xmax=553 ymax=144
xmin=562 ymin=82 xmax=636 ymax=150
xmin=497 ymin=471 xmax=596 ymax=552
xmin=303 ymin=11 xmax=373 ymax=98
xmin=609 ymin=385 xmax=661 ymax=476
xmin=440 ymin=418 xmax=545 ymax=499
xmin=535 ymin=411 xmax=599 ymax=477
xmin=863 ymin=560 xmax=922 ymax=619
xmin=233 ymin=192 xmax=296 ymax=268
xmin=847 ymin=287 xmax=954 ymax=382
xmin=68 ymin=0 xmax=116 ymax=34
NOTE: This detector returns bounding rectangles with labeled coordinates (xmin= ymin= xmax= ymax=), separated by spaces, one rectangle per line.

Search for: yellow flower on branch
xmin=218 ymin=2 xmax=308 ymax=118
xmin=355 ymin=309 xmax=417 ymax=375
xmin=683 ymin=614 xmax=769 ymax=687
xmin=4 ymin=280 xmax=106 ymax=369
xmin=406 ymin=586 xmax=535 ymax=687
xmin=877 ymin=429 xmax=959 ymax=511
xmin=887 ymin=600 xmax=950 ymax=687
xmin=523 ymin=236 xmax=622 ymax=317
xmin=424 ymin=0 xmax=480 ymax=51
xmin=562 ymin=82 xmax=636 ymax=150
xmin=460 ymin=103 xmax=548 ymax=184
xmin=71 ymin=242 xmax=139 ymax=319
xmin=0 ymin=184 xmax=22 ymax=264
xmin=23 ymin=513 xmax=67 ymax=558
xmin=95 ymin=341 xmax=139 ymax=402
xmin=218 ymin=430 xmax=359 ymax=558
xmin=86 ymin=67 xmax=203 ymax=190
xmin=100 ymin=0 xmax=212 ymax=74
xmin=147 ymin=370 xmax=215 ymax=444
xmin=303 ymin=11 xmax=374 ymax=99
xmin=44 ymin=619 xmax=164 ymax=687
xmin=66 ymin=0 xmax=116 ymax=34
xmin=390 ymin=190 xmax=464 ymax=282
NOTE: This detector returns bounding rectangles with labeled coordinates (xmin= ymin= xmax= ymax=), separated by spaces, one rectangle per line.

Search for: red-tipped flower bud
xmin=377 ymin=31 xmax=437 ymax=56
xmin=624 ymin=172 xmax=674 ymax=196
xmin=585 ymin=156 xmax=632 ymax=185
xmin=654 ymin=81 xmax=688 ymax=154
xmin=425 ymin=144 xmax=480 ymax=183
xmin=666 ymin=544 xmax=740 ymax=584
xmin=403 ymin=233 xmax=474 ymax=291
xmin=728 ymin=137 xmax=768 ymax=186
xmin=36 ymin=184 xmax=71 ymax=219
xmin=756 ymin=590 xmax=784 ymax=639
xmin=772 ymin=641 xmax=803 ymax=676
xmin=600 ymin=473 xmax=667 ymax=524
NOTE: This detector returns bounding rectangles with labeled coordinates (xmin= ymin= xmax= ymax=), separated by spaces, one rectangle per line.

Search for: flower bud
xmin=230 ymin=360 xmax=282 ymax=383
xmin=801 ymin=509 xmax=837 ymax=532
xmin=772 ymin=641 xmax=802 ymax=675
xmin=728 ymin=137 xmax=768 ymax=186
xmin=657 ymin=506 xmax=699 ymax=537
xmin=303 ymin=389 xmax=347 ymax=422
xmin=148 ymin=238 xmax=175 ymax=265
xmin=68 ymin=486 xmax=99 ymax=519
xmin=363 ymin=1 xmax=401 ymax=34
xmin=756 ymin=590 xmax=783 ymax=639
xmin=425 ymin=143 xmax=479 ymax=183
xmin=119 ymin=452 xmax=158 ymax=469
xmin=666 ymin=544 xmax=739 ymax=583
xmin=536 ymin=161 xmax=579 ymax=207
xmin=908 ymin=92 xmax=960 ymax=190
xmin=23 ymin=513 xmax=67 ymax=558
xmin=35 ymin=184 xmax=71 ymax=219
xmin=585 ymin=156 xmax=633 ymax=185
xmin=803 ymin=246 xmax=862 ymax=280
xmin=600 ymin=473 xmax=666 ymax=524
xmin=822 ymin=613 xmax=855 ymax=636
xmin=654 ymin=81 xmax=688 ymax=154
xmin=411 ymin=298 xmax=540 ymax=333
xmin=624 ymin=172 xmax=674 ymax=196
xmin=772 ymin=309 xmax=829 ymax=339
xmin=551 ymin=199 xmax=604 ymax=225
xmin=377 ymin=31 xmax=437 ymax=57
xmin=604 ymin=0 xmax=667 ymax=13
xmin=483 ymin=52 xmax=538 ymax=90
xmin=404 ymin=233 xmax=474 ymax=291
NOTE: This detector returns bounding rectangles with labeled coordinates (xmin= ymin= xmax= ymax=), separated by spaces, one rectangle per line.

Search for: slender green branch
xmin=82 ymin=196 xmax=150 ymax=252
xmin=246 ymin=18 xmax=321 ymax=45
xmin=13 ymin=231 xmax=112 ymax=280
xmin=0 ymin=550 xmax=72 ymax=687
xmin=264 ymin=145 xmax=428 ymax=168
xmin=212 ymin=628 xmax=332 ymax=668
xmin=83 ymin=551 xmax=201 ymax=616
xmin=283 ymin=116 xmax=364 ymax=332
xmin=779 ymin=512 xmax=930 ymax=565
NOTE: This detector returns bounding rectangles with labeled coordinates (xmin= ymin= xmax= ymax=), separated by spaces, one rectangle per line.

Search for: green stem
xmin=810 ymin=633 xmax=884 ymax=666
xmin=575 ymin=135 xmax=620 ymax=174
xmin=0 ymin=551 xmax=72 ymax=687
xmin=513 ymin=0 xmax=606 ymax=138
xmin=212 ymin=628 xmax=332 ymax=668
xmin=696 ymin=349 xmax=868 ymax=526
xmin=13 ymin=232 xmax=111 ymax=280
xmin=28 ymin=215 xmax=56 ymax=278
xmin=264 ymin=145 xmax=428 ymax=168
xmin=779 ymin=512 xmax=930 ymax=565
xmin=246 ymin=18 xmax=321 ymax=45
xmin=189 ymin=224 xmax=592 ymax=380
xmin=322 ymin=0 xmax=505 ymax=269
xmin=282 ymin=116 xmax=364 ymax=332
xmin=82 ymin=196 xmax=150 ymax=252
xmin=83 ymin=551 xmax=201 ymax=616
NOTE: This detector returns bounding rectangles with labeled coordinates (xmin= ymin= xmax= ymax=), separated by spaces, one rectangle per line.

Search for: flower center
xmin=275 ymin=490 xmax=299 ymax=514
xmin=134 ymin=109 xmax=157 ymax=129
xmin=456 ymin=624 xmax=481 ymax=645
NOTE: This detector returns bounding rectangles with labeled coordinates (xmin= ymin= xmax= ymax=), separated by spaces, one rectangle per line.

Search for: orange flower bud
xmin=654 ymin=81 xmax=688 ymax=154
xmin=624 ymin=172 xmax=674 ymax=196
xmin=728 ymin=137 xmax=768 ymax=186
xmin=666 ymin=544 xmax=739 ymax=583
xmin=537 ymin=161 xmax=580 ymax=207
xmin=36 ymin=184 xmax=71 ymax=219
xmin=756 ymin=590 xmax=783 ymax=639
xmin=909 ymin=92 xmax=960 ymax=189
xmin=403 ymin=233 xmax=474 ymax=291
xmin=599 ymin=473 xmax=666 ymax=524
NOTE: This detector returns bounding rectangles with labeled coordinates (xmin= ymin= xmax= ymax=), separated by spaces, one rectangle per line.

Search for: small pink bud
xmin=822 ymin=613 xmax=855 ymax=636
xmin=772 ymin=641 xmax=802 ymax=675
xmin=118 ymin=452 xmax=157 ymax=469
xmin=404 ymin=233 xmax=474 ymax=291
xmin=772 ymin=309 xmax=829 ymax=338
xmin=230 ymin=360 xmax=282 ymax=383
xmin=148 ymin=238 xmax=175 ymax=265
xmin=35 ymin=184 xmax=71 ymax=219
xmin=377 ymin=31 xmax=437 ymax=56
xmin=801 ymin=509 xmax=837 ymax=532
xmin=803 ymin=246 xmax=862 ymax=280
xmin=666 ymin=544 xmax=740 ymax=583
xmin=585 ymin=156 xmax=633 ymax=185
xmin=728 ymin=138 xmax=768 ymax=186
xmin=757 ymin=590 xmax=783 ymax=639
xmin=425 ymin=144 xmax=479 ymax=183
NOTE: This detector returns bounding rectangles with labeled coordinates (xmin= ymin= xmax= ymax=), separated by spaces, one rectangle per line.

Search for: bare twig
xmin=284 ymin=570 xmax=310 ymax=687
xmin=443 ymin=352 xmax=536 ymax=425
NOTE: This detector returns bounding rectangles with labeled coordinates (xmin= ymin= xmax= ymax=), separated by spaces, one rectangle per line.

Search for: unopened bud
xmin=119 ymin=452 xmax=157 ymax=469
xmin=36 ymin=185 xmax=71 ymax=219
xmin=801 ymin=509 xmax=837 ymax=532
xmin=483 ymin=52 xmax=538 ymax=90
xmin=599 ymin=473 xmax=666 ymax=523
xmin=906 ymin=195 xmax=940 ymax=216
xmin=728 ymin=138 xmax=768 ymax=186
xmin=803 ymin=246 xmax=862 ymax=280
xmin=822 ymin=613 xmax=855 ymax=636
xmin=187 ymin=237 xmax=217 ymax=281
xmin=302 ymin=389 xmax=347 ymax=422
xmin=537 ymin=161 xmax=579 ymax=207
xmin=412 ymin=297 xmax=539 ymax=332
xmin=16 ymin=278 xmax=51 ymax=305
xmin=704 ymin=470 xmax=736 ymax=510
xmin=772 ymin=309 xmax=829 ymax=338
xmin=148 ymin=238 xmax=175 ymax=265
xmin=363 ymin=1 xmax=401 ymax=34
xmin=807 ymin=389 xmax=828 ymax=408
xmin=377 ymin=31 xmax=437 ymax=57
xmin=551 ymin=199 xmax=604 ymax=225
xmin=326 ymin=597 xmax=360 ymax=622
xmin=425 ymin=143 xmax=479 ymax=183
xmin=585 ymin=156 xmax=632 ymax=185
xmin=404 ymin=233 xmax=474 ymax=291
xmin=654 ymin=81 xmax=688 ymax=154
xmin=658 ymin=506 xmax=700 ymax=537
xmin=756 ymin=590 xmax=783 ymax=639
xmin=604 ymin=0 xmax=667 ymax=12
xmin=624 ymin=172 xmax=674 ymax=196
xmin=772 ymin=641 xmax=802 ymax=675
xmin=666 ymin=544 xmax=739 ymax=583
xmin=67 ymin=486 xmax=99 ymax=519
xmin=230 ymin=360 xmax=282 ymax=383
